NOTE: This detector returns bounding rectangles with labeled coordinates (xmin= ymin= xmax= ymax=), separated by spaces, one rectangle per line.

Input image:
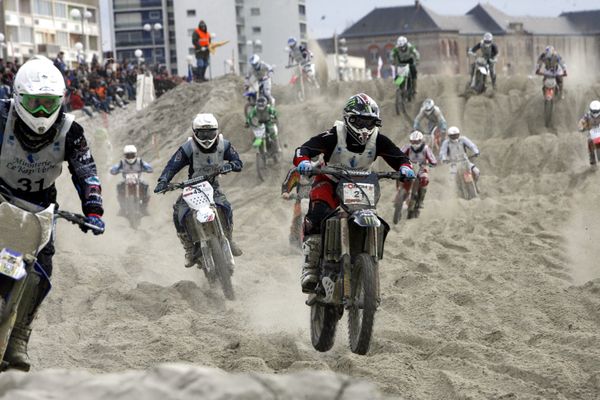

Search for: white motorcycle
xmin=0 ymin=187 xmax=103 ymax=370
xmin=159 ymin=171 xmax=235 ymax=300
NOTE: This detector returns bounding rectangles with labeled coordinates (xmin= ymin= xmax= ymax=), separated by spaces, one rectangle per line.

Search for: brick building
xmin=333 ymin=1 xmax=600 ymax=77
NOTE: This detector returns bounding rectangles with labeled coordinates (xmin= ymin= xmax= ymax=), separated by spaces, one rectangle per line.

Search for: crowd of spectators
xmin=0 ymin=52 xmax=183 ymax=119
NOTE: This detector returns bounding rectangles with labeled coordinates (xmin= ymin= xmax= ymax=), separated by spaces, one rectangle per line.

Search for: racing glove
xmin=297 ymin=160 xmax=313 ymax=175
xmin=220 ymin=163 xmax=233 ymax=174
xmin=154 ymin=180 xmax=169 ymax=193
xmin=82 ymin=214 xmax=105 ymax=235
xmin=400 ymin=165 xmax=416 ymax=179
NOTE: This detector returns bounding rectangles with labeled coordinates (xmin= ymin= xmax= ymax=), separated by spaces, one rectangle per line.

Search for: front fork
xmin=189 ymin=208 xmax=234 ymax=271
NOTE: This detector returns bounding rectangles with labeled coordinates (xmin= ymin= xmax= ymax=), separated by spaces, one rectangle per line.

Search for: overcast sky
xmin=306 ymin=0 xmax=600 ymax=38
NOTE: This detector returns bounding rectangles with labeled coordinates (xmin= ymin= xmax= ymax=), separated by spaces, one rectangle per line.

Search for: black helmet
xmin=256 ymin=96 xmax=268 ymax=110
xmin=343 ymin=93 xmax=381 ymax=145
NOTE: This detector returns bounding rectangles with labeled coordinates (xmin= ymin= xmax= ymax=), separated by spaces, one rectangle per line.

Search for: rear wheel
xmin=465 ymin=181 xmax=478 ymax=200
xmin=210 ymin=238 xmax=235 ymax=300
xmin=348 ymin=253 xmax=378 ymax=355
xmin=310 ymin=302 xmax=339 ymax=352
xmin=544 ymin=99 xmax=553 ymax=128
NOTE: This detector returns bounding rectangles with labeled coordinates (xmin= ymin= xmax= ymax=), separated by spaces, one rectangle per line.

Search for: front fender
xmin=350 ymin=210 xmax=381 ymax=227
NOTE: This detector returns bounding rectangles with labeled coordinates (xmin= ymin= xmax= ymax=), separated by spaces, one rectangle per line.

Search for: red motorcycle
xmin=541 ymin=70 xmax=563 ymax=128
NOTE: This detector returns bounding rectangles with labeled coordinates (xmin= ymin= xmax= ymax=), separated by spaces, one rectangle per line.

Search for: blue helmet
xmin=287 ymin=37 xmax=297 ymax=48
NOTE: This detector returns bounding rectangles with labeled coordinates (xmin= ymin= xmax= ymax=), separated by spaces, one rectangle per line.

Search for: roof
xmin=340 ymin=5 xmax=441 ymax=38
xmin=561 ymin=10 xmax=600 ymax=33
xmin=427 ymin=10 xmax=487 ymax=35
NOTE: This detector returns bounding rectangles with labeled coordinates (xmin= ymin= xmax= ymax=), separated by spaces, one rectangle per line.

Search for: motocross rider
xmin=287 ymin=37 xmax=319 ymax=88
xmin=577 ymin=100 xmax=600 ymax=166
xmin=468 ymin=32 xmax=498 ymax=89
xmin=0 ymin=57 xmax=104 ymax=371
xmin=536 ymin=46 xmax=567 ymax=98
xmin=294 ymin=93 xmax=415 ymax=292
xmin=439 ymin=126 xmax=480 ymax=183
xmin=153 ymin=113 xmax=243 ymax=268
xmin=245 ymin=55 xmax=275 ymax=106
xmin=246 ymin=96 xmax=280 ymax=152
xmin=413 ymin=98 xmax=448 ymax=144
xmin=391 ymin=36 xmax=420 ymax=95
xmin=400 ymin=130 xmax=437 ymax=208
xmin=110 ymin=145 xmax=153 ymax=215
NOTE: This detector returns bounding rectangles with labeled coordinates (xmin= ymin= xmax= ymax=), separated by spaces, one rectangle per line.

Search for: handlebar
xmin=56 ymin=210 xmax=105 ymax=234
xmin=157 ymin=170 xmax=225 ymax=194
xmin=308 ymin=166 xmax=412 ymax=181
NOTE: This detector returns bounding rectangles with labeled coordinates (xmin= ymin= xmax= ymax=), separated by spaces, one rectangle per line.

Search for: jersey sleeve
xmin=293 ymin=128 xmax=338 ymax=166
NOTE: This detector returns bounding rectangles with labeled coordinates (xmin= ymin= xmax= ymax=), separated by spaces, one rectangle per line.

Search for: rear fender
xmin=544 ymin=88 xmax=555 ymax=101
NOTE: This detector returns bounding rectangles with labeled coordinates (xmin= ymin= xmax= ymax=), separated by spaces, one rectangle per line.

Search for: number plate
xmin=0 ymin=248 xmax=26 ymax=280
xmin=342 ymin=183 xmax=375 ymax=206
xmin=590 ymin=128 xmax=600 ymax=140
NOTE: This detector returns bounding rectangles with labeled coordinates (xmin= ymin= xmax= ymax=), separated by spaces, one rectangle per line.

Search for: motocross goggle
xmin=20 ymin=94 xmax=62 ymax=116
xmin=125 ymin=152 xmax=137 ymax=160
xmin=348 ymin=115 xmax=382 ymax=130
xmin=193 ymin=128 xmax=218 ymax=142
xmin=410 ymin=139 xmax=423 ymax=145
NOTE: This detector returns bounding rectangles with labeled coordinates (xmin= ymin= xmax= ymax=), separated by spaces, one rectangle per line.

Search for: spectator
xmin=53 ymin=51 xmax=67 ymax=75
xmin=191 ymin=20 xmax=211 ymax=82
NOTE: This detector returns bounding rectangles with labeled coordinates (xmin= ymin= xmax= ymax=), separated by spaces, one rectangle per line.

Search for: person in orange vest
xmin=192 ymin=20 xmax=211 ymax=82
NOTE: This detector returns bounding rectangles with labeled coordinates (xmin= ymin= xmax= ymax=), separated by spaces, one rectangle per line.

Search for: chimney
xmin=415 ymin=0 xmax=420 ymax=7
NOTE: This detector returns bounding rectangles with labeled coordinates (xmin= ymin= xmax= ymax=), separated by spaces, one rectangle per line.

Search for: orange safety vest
xmin=195 ymin=28 xmax=210 ymax=47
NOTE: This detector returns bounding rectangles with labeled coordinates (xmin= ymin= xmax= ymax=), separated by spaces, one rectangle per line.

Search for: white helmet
xmin=422 ymin=98 xmax=435 ymax=115
xmin=249 ymin=54 xmax=260 ymax=68
xmin=590 ymin=100 xmax=600 ymax=118
xmin=448 ymin=126 xmax=460 ymax=141
xmin=396 ymin=36 xmax=408 ymax=48
xmin=123 ymin=144 xmax=138 ymax=165
xmin=13 ymin=56 xmax=66 ymax=135
xmin=409 ymin=130 xmax=424 ymax=151
xmin=483 ymin=32 xmax=493 ymax=46
xmin=192 ymin=113 xmax=219 ymax=149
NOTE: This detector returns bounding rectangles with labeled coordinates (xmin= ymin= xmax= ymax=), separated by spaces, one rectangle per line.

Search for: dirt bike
xmin=587 ymin=126 xmax=600 ymax=165
xmin=466 ymin=56 xmax=489 ymax=95
xmin=287 ymin=63 xmax=320 ymax=102
xmin=243 ymin=81 xmax=260 ymax=121
xmin=252 ymin=123 xmax=280 ymax=182
xmin=449 ymin=158 xmax=478 ymax=200
xmin=0 ymin=187 xmax=103 ymax=371
xmin=542 ymin=71 xmax=561 ymax=128
xmin=122 ymin=173 xmax=144 ymax=229
xmin=394 ymin=63 xmax=413 ymax=116
xmin=306 ymin=166 xmax=410 ymax=355
xmin=429 ymin=126 xmax=443 ymax=156
xmin=159 ymin=171 xmax=235 ymax=300
xmin=393 ymin=164 xmax=425 ymax=224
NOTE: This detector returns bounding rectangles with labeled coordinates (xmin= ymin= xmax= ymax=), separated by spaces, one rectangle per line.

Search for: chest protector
xmin=447 ymin=140 xmax=468 ymax=162
xmin=121 ymin=159 xmax=144 ymax=175
xmin=328 ymin=121 xmax=378 ymax=171
xmin=406 ymin=147 xmax=428 ymax=165
xmin=0 ymin=103 xmax=72 ymax=192
xmin=191 ymin=135 xmax=225 ymax=178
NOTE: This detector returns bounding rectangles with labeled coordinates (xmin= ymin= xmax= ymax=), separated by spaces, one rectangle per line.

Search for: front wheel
xmin=465 ymin=181 xmax=478 ymax=200
xmin=395 ymin=88 xmax=405 ymax=116
xmin=256 ymin=151 xmax=267 ymax=182
xmin=310 ymin=302 xmax=339 ymax=352
xmin=210 ymin=238 xmax=235 ymax=300
xmin=348 ymin=253 xmax=378 ymax=355
xmin=392 ymin=190 xmax=406 ymax=225
xmin=544 ymin=99 xmax=553 ymax=128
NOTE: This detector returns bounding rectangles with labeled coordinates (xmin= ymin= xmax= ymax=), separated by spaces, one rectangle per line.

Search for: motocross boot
xmin=177 ymin=232 xmax=196 ymax=268
xmin=301 ymin=235 xmax=321 ymax=293
xmin=418 ymin=188 xmax=427 ymax=209
xmin=4 ymin=273 xmax=49 ymax=371
xmin=225 ymin=227 xmax=243 ymax=257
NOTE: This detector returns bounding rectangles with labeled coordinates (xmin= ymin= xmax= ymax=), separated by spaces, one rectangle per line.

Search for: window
xmin=6 ymin=0 xmax=17 ymax=11
xmin=254 ymin=43 xmax=262 ymax=53
xmin=250 ymin=7 xmax=260 ymax=16
xmin=252 ymin=26 xmax=261 ymax=34
xmin=19 ymin=0 xmax=31 ymax=14
xmin=368 ymin=45 xmax=380 ymax=63
xmin=55 ymin=3 xmax=67 ymax=18
xmin=33 ymin=0 xmax=52 ymax=16
xmin=8 ymin=26 xmax=19 ymax=42
xmin=299 ymin=4 xmax=306 ymax=16
xmin=89 ymin=36 xmax=98 ymax=50
xmin=186 ymin=9 xmax=196 ymax=17
xmin=57 ymin=31 xmax=68 ymax=46
xmin=35 ymin=32 xmax=44 ymax=44
xmin=114 ymin=12 xmax=142 ymax=29
xmin=149 ymin=11 xmax=161 ymax=19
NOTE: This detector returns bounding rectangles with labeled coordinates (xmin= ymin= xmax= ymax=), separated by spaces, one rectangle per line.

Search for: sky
xmin=306 ymin=0 xmax=600 ymax=38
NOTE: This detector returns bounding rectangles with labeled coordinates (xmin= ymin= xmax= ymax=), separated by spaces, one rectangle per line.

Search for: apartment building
xmin=2 ymin=0 xmax=101 ymax=63
xmin=108 ymin=0 xmax=176 ymax=74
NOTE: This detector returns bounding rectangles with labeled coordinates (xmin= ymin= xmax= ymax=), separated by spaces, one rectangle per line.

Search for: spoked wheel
xmin=544 ymin=99 xmax=553 ymax=128
xmin=210 ymin=238 xmax=235 ymax=300
xmin=256 ymin=151 xmax=267 ymax=182
xmin=392 ymin=190 xmax=406 ymax=225
xmin=310 ymin=302 xmax=339 ymax=352
xmin=348 ymin=253 xmax=378 ymax=355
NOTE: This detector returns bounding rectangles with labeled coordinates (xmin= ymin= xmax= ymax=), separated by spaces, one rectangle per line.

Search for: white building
xmin=237 ymin=0 xmax=307 ymax=84
xmin=171 ymin=0 xmax=238 ymax=78
xmin=2 ymin=0 xmax=102 ymax=64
